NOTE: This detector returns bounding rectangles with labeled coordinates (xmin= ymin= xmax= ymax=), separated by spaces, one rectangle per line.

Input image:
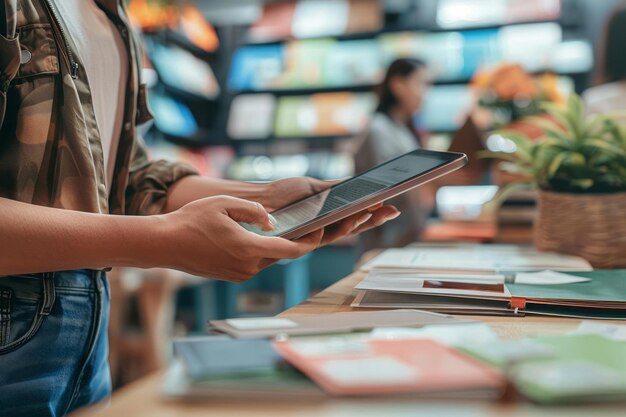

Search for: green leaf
xmin=484 ymin=181 xmax=534 ymax=210
xmin=570 ymin=179 xmax=594 ymax=189
xmin=540 ymin=137 xmax=574 ymax=152
xmin=569 ymin=94 xmax=585 ymax=123
xmin=585 ymin=114 xmax=608 ymax=136
xmin=523 ymin=115 xmax=567 ymax=135
xmin=545 ymin=127 xmax=576 ymax=145
xmin=540 ymin=102 xmax=577 ymax=135
xmin=582 ymin=138 xmax=626 ymax=157
xmin=566 ymin=152 xmax=586 ymax=166
xmin=602 ymin=118 xmax=626 ymax=147
xmin=547 ymin=152 xmax=569 ymax=178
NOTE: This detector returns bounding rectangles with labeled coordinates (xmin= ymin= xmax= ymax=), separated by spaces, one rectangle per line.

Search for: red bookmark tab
xmin=510 ymin=297 xmax=527 ymax=310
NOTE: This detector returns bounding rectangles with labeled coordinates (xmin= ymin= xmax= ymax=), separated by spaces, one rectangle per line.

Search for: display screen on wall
xmin=148 ymin=90 xmax=199 ymax=138
xmin=228 ymin=94 xmax=276 ymax=140
xmin=147 ymin=40 xmax=220 ymax=99
xmin=274 ymin=92 xmax=377 ymax=138
xmin=228 ymin=45 xmax=285 ymax=91
xmin=420 ymin=85 xmax=473 ymax=132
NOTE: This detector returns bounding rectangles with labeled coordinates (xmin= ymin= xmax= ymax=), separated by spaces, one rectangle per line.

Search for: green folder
xmin=506 ymin=270 xmax=626 ymax=319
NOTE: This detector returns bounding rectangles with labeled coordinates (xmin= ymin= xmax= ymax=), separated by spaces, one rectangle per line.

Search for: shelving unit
xmin=137 ymin=0 xmax=599 ymax=181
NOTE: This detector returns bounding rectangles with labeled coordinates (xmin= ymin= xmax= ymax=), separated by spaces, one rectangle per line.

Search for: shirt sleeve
xmin=124 ymin=134 xmax=198 ymax=215
xmin=0 ymin=5 xmax=20 ymax=132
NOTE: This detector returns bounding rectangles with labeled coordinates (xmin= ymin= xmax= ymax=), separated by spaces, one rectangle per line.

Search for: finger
xmin=219 ymin=196 xmax=275 ymax=231
xmin=352 ymin=206 xmax=401 ymax=235
xmin=251 ymin=229 xmax=323 ymax=259
xmin=274 ymin=178 xmax=338 ymax=208
xmin=294 ymin=228 xmax=324 ymax=249
xmin=258 ymin=258 xmax=280 ymax=270
xmin=309 ymin=178 xmax=342 ymax=193
xmin=321 ymin=211 xmax=373 ymax=245
xmin=367 ymin=202 xmax=384 ymax=212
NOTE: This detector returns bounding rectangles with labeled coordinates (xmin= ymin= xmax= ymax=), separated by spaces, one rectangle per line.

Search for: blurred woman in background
xmin=583 ymin=2 xmax=626 ymax=124
xmin=355 ymin=58 xmax=431 ymax=251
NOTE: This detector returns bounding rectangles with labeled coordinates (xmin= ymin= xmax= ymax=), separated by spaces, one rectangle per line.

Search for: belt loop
xmin=39 ymin=272 xmax=56 ymax=316
xmin=93 ymin=270 xmax=103 ymax=292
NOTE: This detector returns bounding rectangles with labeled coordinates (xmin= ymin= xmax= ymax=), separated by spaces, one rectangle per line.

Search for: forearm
xmin=164 ymin=175 xmax=269 ymax=213
xmin=0 ymin=198 xmax=165 ymax=276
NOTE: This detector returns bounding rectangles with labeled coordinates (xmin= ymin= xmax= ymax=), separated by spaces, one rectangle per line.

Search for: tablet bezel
xmin=275 ymin=149 xmax=468 ymax=240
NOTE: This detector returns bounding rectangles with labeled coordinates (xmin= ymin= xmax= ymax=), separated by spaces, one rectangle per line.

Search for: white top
xmin=54 ymin=0 xmax=128 ymax=191
xmin=583 ymin=81 xmax=626 ymax=126
xmin=365 ymin=112 xmax=419 ymax=165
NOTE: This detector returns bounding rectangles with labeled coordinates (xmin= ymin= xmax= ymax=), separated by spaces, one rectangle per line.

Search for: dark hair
xmin=376 ymin=58 xmax=426 ymax=114
xmin=595 ymin=3 xmax=626 ymax=84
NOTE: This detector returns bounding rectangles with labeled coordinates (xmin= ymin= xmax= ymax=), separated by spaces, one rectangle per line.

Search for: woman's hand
xmin=159 ymin=196 xmax=324 ymax=282
xmin=263 ymin=177 xmax=400 ymax=245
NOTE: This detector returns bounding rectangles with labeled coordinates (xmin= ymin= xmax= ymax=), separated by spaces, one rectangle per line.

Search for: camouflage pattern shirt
xmin=0 ymin=0 xmax=198 ymax=215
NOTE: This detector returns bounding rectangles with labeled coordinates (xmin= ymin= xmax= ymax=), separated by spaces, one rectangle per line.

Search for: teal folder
xmin=355 ymin=270 xmax=626 ymax=319
xmin=506 ymin=270 xmax=626 ymax=319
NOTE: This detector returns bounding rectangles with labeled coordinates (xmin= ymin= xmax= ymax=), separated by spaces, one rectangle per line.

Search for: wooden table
xmin=74 ymin=268 xmax=625 ymax=417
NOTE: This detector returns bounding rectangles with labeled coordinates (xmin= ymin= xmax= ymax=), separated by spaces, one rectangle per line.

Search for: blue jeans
xmin=0 ymin=270 xmax=111 ymax=416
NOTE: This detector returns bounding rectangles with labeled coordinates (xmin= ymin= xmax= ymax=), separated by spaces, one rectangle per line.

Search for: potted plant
xmin=471 ymin=64 xmax=568 ymax=186
xmin=483 ymin=94 xmax=626 ymax=268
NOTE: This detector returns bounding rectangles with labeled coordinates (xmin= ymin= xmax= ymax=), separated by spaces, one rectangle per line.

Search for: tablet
xmin=242 ymin=149 xmax=467 ymax=240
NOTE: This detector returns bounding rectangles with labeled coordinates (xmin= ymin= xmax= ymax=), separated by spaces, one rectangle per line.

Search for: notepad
xmin=273 ymin=337 xmax=504 ymax=396
xmin=210 ymin=310 xmax=471 ymax=339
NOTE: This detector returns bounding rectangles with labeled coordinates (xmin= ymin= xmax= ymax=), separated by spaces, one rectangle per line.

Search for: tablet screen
xmin=243 ymin=150 xmax=461 ymax=237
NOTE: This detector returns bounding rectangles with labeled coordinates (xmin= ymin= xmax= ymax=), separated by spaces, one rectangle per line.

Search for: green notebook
xmin=461 ymin=334 xmax=626 ymax=404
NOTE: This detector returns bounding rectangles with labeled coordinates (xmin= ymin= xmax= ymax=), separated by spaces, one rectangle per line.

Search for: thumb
xmin=218 ymin=197 xmax=275 ymax=231
xmin=309 ymin=178 xmax=342 ymax=193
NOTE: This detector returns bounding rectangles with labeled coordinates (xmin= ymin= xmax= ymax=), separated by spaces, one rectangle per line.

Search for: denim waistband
xmin=0 ymin=270 xmax=105 ymax=302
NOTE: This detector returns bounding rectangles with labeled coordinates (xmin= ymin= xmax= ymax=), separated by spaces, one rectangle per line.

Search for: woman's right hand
xmin=157 ymin=196 xmax=324 ymax=282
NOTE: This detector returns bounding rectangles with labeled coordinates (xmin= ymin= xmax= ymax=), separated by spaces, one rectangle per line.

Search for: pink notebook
xmin=274 ymin=338 xmax=503 ymax=396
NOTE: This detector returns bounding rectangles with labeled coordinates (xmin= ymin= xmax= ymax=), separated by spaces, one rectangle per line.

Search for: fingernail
xmin=357 ymin=213 xmax=373 ymax=227
xmin=268 ymin=214 xmax=278 ymax=226
xmin=386 ymin=212 xmax=401 ymax=221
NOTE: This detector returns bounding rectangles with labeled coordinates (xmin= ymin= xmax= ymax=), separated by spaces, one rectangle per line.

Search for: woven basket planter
xmin=535 ymin=190 xmax=626 ymax=268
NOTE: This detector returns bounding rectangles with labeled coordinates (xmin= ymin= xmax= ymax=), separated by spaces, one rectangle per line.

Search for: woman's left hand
xmin=262 ymin=177 xmax=400 ymax=246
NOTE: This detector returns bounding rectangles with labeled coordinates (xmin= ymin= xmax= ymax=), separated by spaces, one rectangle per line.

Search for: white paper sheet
xmin=514 ymin=270 xmax=591 ymax=285
xmin=571 ymin=321 xmax=626 ymax=341
xmin=361 ymin=247 xmax=593 ymax=273
xmin=225 ymin=318 xmax=298 ymax=330
xmin=370 ymin=323 xmax=498 ymax=348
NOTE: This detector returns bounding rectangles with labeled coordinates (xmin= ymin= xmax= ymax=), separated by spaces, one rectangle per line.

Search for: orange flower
xmin=471 ymin=67 xmax=494 ymax=90
xmin=537 ymin=73 xmax=565 ymax=105
xmin=490 ymin=64 xmax=537 ymax=100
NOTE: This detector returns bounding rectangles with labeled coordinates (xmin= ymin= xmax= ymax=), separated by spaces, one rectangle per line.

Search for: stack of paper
xmin=354 ymin=246 xmax=626 ymax=319
xmin=164 ymin=311 xmax=479 ymax=400
xmin=360 ymin=246 xmax=594 ymax=274
xmin=164 ymin=320 xmax=503 ymax=400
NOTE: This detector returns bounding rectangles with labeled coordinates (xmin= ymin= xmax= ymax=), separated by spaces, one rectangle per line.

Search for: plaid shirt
xmin=0 ymin=0 xmax=197 ymax=215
